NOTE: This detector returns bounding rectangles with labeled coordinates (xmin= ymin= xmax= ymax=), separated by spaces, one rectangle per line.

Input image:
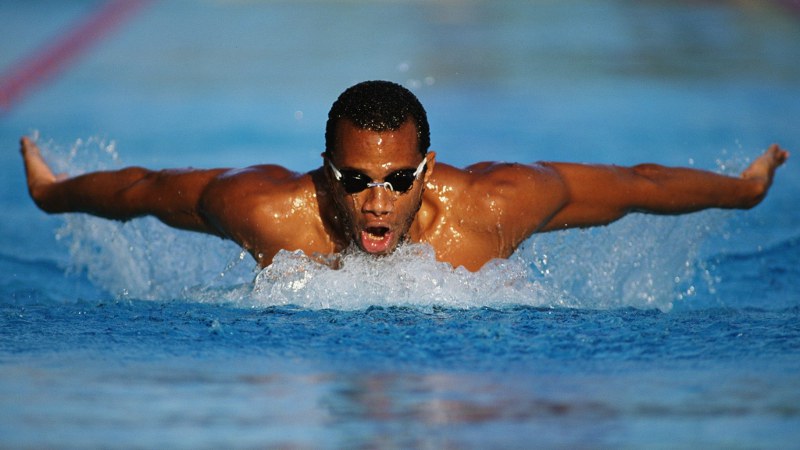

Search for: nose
xmin=361 ymin=185 xmax=393 ymax=216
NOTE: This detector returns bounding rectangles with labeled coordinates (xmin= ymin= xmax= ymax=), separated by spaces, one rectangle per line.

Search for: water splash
xmin=519 ymin=211 xmax=728 ymax=311
xmin=56 ymin=208 xmax=726 ymax=312
xmin=41 ymin=135 xmax=255 ymax=300
xmin=37 ymin=133 xmax=120 ymax=176
xmin=57 ymin=215 xmax=253 ymax=300
xmin=42 ymin=136 xmax=744 ymax=311
xmin=248 ymin=244 xmax=562 ymax=310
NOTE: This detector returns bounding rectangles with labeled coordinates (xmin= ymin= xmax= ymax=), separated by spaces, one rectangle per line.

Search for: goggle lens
xmin=329 ymin=158 xmax=426 ymax=194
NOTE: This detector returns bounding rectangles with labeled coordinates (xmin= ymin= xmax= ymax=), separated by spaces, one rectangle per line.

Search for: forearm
xmin=630 ymin=164 xmax=766 ymax=213
xmin=32 ymin=167 xmax=153 ymax=219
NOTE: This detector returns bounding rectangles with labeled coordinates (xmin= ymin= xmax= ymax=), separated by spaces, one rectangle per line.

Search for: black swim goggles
xmin=327 ymin=157 xmax=427 ymax=194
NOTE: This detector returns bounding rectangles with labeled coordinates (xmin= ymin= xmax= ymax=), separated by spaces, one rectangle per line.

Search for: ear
xmin=423 ymin=151 xmax=436 ymax=183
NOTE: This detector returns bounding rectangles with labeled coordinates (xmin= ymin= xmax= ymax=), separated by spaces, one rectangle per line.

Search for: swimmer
xmin=20 ymin=80 xmax=789 ymax=271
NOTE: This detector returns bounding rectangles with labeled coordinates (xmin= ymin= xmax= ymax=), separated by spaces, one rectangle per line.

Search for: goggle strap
xmin=327 ymin=160 xmax=343 ymax=181
xmin=413 ymin=157 xmax=427 ymax=177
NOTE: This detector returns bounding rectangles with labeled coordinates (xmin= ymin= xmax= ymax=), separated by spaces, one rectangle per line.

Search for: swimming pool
xmin=2 ymin=1 xmax=799 ymax=447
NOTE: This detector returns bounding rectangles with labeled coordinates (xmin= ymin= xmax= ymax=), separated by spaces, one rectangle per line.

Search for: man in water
xmin=21 ymin=80 xmax=789 ymax=271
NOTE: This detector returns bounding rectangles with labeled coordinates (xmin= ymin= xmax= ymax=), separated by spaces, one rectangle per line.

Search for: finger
xmin=20 ymin=136 xmax=35 ymax=155
xmin=777 ymin=148 xmax=789 ymax=165
xmin=768 ymin=144 xmax=789 ymax=166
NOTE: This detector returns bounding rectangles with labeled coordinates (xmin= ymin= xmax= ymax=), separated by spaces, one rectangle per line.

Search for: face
xmin=327 ymin=119 xmax=435 ymax=256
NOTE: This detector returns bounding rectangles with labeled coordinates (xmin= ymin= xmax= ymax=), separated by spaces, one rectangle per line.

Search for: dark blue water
xmin=3 ymin=297 xmax=799 ymax=448
xmin=2 ymin=1 xmax=799 ymax=447
xmin=5 ymin=299 xmax=800 ymax=370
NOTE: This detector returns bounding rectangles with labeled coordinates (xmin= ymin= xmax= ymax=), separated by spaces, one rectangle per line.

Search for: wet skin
xmin=20 ymin=123 xmax=789 ymax=271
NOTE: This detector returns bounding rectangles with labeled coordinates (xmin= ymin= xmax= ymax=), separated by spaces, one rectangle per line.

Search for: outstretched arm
xmin=20 ymin=136 xmax=227 ymax=234
xmin=539 ymin=144 xmax=789 ymax=232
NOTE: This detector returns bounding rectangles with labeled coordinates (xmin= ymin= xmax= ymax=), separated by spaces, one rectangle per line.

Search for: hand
xmin=741 ymin=143 xmax=789 ymax=188
xmin=20 ymin=136 xmax=65 ymax=205
xmin=735 ymin=144 xmax=789 ymax=208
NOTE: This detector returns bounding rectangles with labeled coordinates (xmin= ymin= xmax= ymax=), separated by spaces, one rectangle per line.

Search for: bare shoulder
xmin=430 ymin=160 xmax=565 ymax=201
xmin=202 ymin=165 xmax=316 ymax=210
xmin=210 ymin=164 xmax=301 ymax=187
xmin=200 ymin=165 xmax=312 ymax=223
xmin=199 ymin=165 xmax=325 ymax=258
xmin=426 ymin=160 xmax=568 ymax=234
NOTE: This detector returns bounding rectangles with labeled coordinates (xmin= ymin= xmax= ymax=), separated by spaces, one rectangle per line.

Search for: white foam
xmin=248 ymin=244 xmax=560 ymax=310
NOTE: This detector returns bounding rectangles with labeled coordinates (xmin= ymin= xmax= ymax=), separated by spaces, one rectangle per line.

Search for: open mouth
xmin=360 ymin=226 xmax=394 ymax=254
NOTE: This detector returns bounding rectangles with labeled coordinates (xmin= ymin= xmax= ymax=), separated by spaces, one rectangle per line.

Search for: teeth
xmin=366 ymin=227 xmax=389 ymax=237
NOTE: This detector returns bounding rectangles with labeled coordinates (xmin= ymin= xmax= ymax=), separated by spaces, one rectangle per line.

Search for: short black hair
xmin=325 ymin=80 xmax=430 ymax=157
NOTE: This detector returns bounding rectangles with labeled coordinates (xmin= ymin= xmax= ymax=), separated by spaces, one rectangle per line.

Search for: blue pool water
xmin=2 ymin=1 xmax=800 ymax=447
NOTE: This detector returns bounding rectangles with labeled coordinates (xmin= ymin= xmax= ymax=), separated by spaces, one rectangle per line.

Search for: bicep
xmin=460 ymin=162 xmax=651 ymax=236
xmin=460 ymin=163 xmax=572 ymax=242
xmin=538 ymin=163 xmax=652 ymax=232
xmin=118 ymin=168 xmax=227 ymax=233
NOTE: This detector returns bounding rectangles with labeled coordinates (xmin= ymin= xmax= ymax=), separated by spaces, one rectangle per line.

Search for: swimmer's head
xmin=325 ymin=80 xmax=430 ymax=157
xmin=323 ymin=81 xmax=435 ymax=257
